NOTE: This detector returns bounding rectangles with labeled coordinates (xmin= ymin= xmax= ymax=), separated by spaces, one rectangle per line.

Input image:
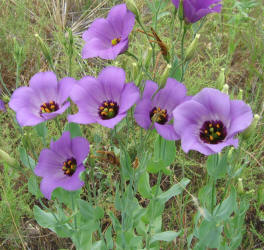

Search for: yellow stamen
xmin=104 ymin=102 xmax=108 ymax=106
xmin=209 ymin=123 xmax=212 ymax=128
xmin=66 ymin=169 xmax=70 ymax=174
xmin=204 ymin=130 xmax=208 ymax=134
xmin=70 ymin=164 xmax=75 ymax=169
xmin=110 ymin=102 xmax=115 ymax=106
xmin=45 ymin=108 xmax=50 ymax=113
xmin=99 ymin=106 xmax=104 ymax=110
xmin=109 ymin=108 xmax=114 ymax=112
xmin=216 ymin=132 xmax=221 ymax=136
xmin=209 ymin=135 xmax=214 ymax=141
xmin=49 ymin=101 xmax=54 ymax=104
xmin=50 ymin=105 xmax=55 ymax=109
xmin=216 ymin=124 xmax=220 ymax=128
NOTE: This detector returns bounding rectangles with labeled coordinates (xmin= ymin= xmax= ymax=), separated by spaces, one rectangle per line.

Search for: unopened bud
xmin=2 ymin=94 xmax=10 ymax=103
xmin=185 ymin=34 xmax=200 ymax=61
xmin=160 ymin=64 xmax=172 ymax=87
xmin=216 ymin=68 xmax=225 ymax=89
xmin=0 ymin=149 xmax=18 ymax=167
xmin=222 ymin=84 xmax=229 ymax=95
xmin=227 ymin=147 xmax=234 ymax=161
xmin=125 ymin=0 xmax=139 ymax=20
xmin=237 ymin=89 xmax=243 ymax=100
xmin=241 ymin=114 xmax=260 ymax=139
xmin=132 ymin=62 xmax=139 ymax=80
xmin=237 ymin=178 xmax=244 ymax=194
xmin=178 ymin=0 xmax=184 ymax=21
xmin=144 ymin=47 xmax=152 ymax=69
xmin=35 ymin=34 xmax=53 ymax=68
xmin=13 ymin=38 xmax=24 ymax=65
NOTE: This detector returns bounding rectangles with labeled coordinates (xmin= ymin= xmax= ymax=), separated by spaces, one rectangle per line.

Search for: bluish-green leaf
xmin=150 ymin=231 xmax=181 ymax=244
xmin=138 ymin=172 xmax=152 ymax=199
xmin=28 ymin=176 xmax=42 ymax=198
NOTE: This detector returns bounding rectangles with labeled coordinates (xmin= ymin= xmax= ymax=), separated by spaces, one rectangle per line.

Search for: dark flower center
xmin=62 ymin=157 xmax=77 ymax=176
xmin=40 ymin=100 xmax=59 ymax=114
xmin=200 ymin=120 xmax=227 ymax=144
xmin=111 ymin=37 xmax=121 ymax=46
xmin=149 ymin=107 xmax=168 ymax=125
xmin=98 ymin=100 xmax=119 ymax=120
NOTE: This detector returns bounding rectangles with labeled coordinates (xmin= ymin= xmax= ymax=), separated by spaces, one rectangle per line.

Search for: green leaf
xmin=33 ymin=205 xmax=72 ymax=237
xmin=120 ymin=149 xmax=132 ymax=180
xmin=34 ymin=122 xmax=47 ymax=138
xmin=78 ymin=199 xmax=104 ymax=221
xmin=91 ymin=240 xmax=105 ymax=250
xmin=206 ymin=153 xmax=229 ymax=179
xmin=138 ymin=172 xmax=152 ymax=199
xmin=19 ymin=146 xmax=35 ymax=170
xmin=147 ymin=135 xmax=176 ymax=173
xmin=157 ymin=178 xmax=190 ymax=204
xmin=197 ymin=220 xmax=223 ymax=248
xmin=213 ymin=187 xmax=236 ymax=221
xmin=52 ymin=187 xmax=81 ymax=208
xmin=28 ymin=176 xmax=42 ymax=198
xmin=150 ymin=231 xmax=181 ymax=244
xmin=105 ymin=225 xmax=114 ymax=249
xmin=64 ymin=122 xmax=82 ymax=138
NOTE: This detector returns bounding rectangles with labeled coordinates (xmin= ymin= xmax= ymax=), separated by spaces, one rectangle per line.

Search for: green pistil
xmin=111 ymin=38 xmax=121 ymax=46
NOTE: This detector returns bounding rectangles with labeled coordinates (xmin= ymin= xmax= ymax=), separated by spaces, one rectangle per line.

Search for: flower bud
xmin=159 ymin=64 xmax=172 ymax=88
xmin=132 ymin=62 xmax=139 ymax=80
xmin=178 ymin=0 xmax=184 ymax=21
xmin=125 ymin=0 xmax=139 ymax=20
xmin=237 ymin=89 xmax=243 ymax=100
xmin=2 ymin=94 xmax=10 ymax=103
xmin=216 ymin=68 xmax=225 ymax=89
xmin=241 ymin=114 xmax=260 ymax=139
xmin=144 ymin=47 xmax=152 ymax=69
xmin=35 ymin=34 xmax=53 ymax=68
xmin=0 ymin=149 xmax=18 ymax=168
xmin=185 ymin=34 xmax=200 ymax=61
xmin=221 ymin=84 xmax=229 ymax=95
xmin=237 ymin=178 xmax=244 ymax=194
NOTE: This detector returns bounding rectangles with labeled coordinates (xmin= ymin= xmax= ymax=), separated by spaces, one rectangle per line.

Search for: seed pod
xmin=0 ymin=149 xmax=18 ymax=168
xmin=221 ymin=84 xmax=229 ymax=95
xmin=216 ymin=68 xmax=225 ymax=89
xmin=160 ymin=64 xmax=172 ymax=88
xmin=125 ymin=0 xmax=139 ymax=20
xmin=144 ymin=47 xmax=152 ymax=69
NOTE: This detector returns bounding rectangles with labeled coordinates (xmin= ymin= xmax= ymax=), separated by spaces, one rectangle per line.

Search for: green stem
xmin=180 ymin=27 xmax=187 ymax=81
xmin=146 ymin=170 xmax=162 ymax=249
xmin=211 ymin=179 xmax=216 ymax=214
xmin=15 ymin=63 xmax=21 ymax=89
xmin=54 ymin=118 xmax=62 ymax=135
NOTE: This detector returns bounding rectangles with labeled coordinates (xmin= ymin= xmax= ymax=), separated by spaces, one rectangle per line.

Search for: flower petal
xmin=96 ymin=113 xmax=127 ymax=129
xmin=97 ymin=66 xmax=125 ymax=102
xmin=228 ymin=100 xmax=253 ymax=137
xmin=72 ymin=137 xmax=90 ymax=164
xmin=154 ymin=123 xmax=180 ymax=141
xmin=142 ymin=80 xmax=158 ymax=98
xmin=57 ymin=77 xmax=75 ymax=104
xmin=134 ymin=99 xmax=152 ymax=129
xmin=16 ymin=107 xmax=44 ymax=127
xmin=119 ymin=82 xmax=139 ymax=114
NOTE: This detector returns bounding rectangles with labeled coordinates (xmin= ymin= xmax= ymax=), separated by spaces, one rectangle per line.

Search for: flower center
xmin=111 ymin=37 xmax=121 ymax=46
xmin=149 ymin=107 xmax=168 ymax=125
xmin=200 ymin=120 xmax=227 ymax=144
xmin=62 ymin=157 xmax=77 ymax=176
xmin=98 ymin=100 xmax=119 ymax=120
xmin=40 ymin=100 xmax=59 ymax=114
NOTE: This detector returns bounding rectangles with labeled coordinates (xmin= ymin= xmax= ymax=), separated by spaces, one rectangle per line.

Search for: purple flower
xmin=68 ymin=66 xmax=139 ymax=129
xmin=9 ymin=72 xmax=73 ymax=127
xmin=82 ymin=4 xmax=135 ymax=60
xmin=0 ymin=89 xmax=5 ymax=112
xmin=134 ymin=78 xmax=187 ymax=141
xmin=172 ymin=0 xmax=222 ymax=23
xmin=34 ymin=131 xmax=89 ymax=199
xmin=173 ymin=88 xmax=253 ymax=155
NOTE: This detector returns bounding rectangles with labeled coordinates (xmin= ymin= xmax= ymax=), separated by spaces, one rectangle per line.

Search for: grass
xmin=0 ymin=0 xmax=263 ymax=249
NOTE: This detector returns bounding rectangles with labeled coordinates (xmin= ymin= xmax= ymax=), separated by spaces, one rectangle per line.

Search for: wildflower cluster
xmin=3 ymin=1 xmax=259 ymax=249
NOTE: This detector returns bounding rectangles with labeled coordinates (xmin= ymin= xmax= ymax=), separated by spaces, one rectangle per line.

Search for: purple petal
xmin=205 ymin=138 xmax=238 ymax=154
xmin=57 ymin=77 xmax=75 ymax=104
xmin=9 ymin=87 xmax=40 ymax=112
xmin=228 ymin=100 xmax=253 ymax=137
xmin=29 ymin=72 xmax=58 ymax=103
xmin=34 ymin=149 xmax=63 ymax=177
xmin=82 ymin=18 xmax=114 ymax=41
xmin=134 ymin=99 xmax=153 ymax=129
xmin=173 ymin=100 xmax=208 ymax=133
xmin=180 ymin=124 xmax=214 ymax=155
xmin=119 ymin=82 xmax=139 ymax=114
xmin=171 ymin=0 xmax=179 ymax=8
xmin=0 ymin=99 xmax=5 ymax=111
xmin=97 ymin=66 xmax=125 ymax=102
xmin=96 ymin=113 xmax=127 ymax=129
xmin=68 ymin=112 xmax=97 ymax=124
xmin=72 ymin=137 xmax=90 ymax=164
xmin=50 ymin=131 xmax=72 ymax=159
xmin=152 ymin=78 xmax=187 ymax=113
xmin=142 ymin=80 xmax=158 ymax=98
xmin=192 ymin=88 xmax=230 ymax=120
xmin=82 ymin=38 xmax=110 ymax=59
xmin=107 ymin=4 xmax=135 ymax=38
xmin=154 ymin=123 xmax=180 ymax=141
xmin=16 ymin=107 xmax=44 ymax=127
